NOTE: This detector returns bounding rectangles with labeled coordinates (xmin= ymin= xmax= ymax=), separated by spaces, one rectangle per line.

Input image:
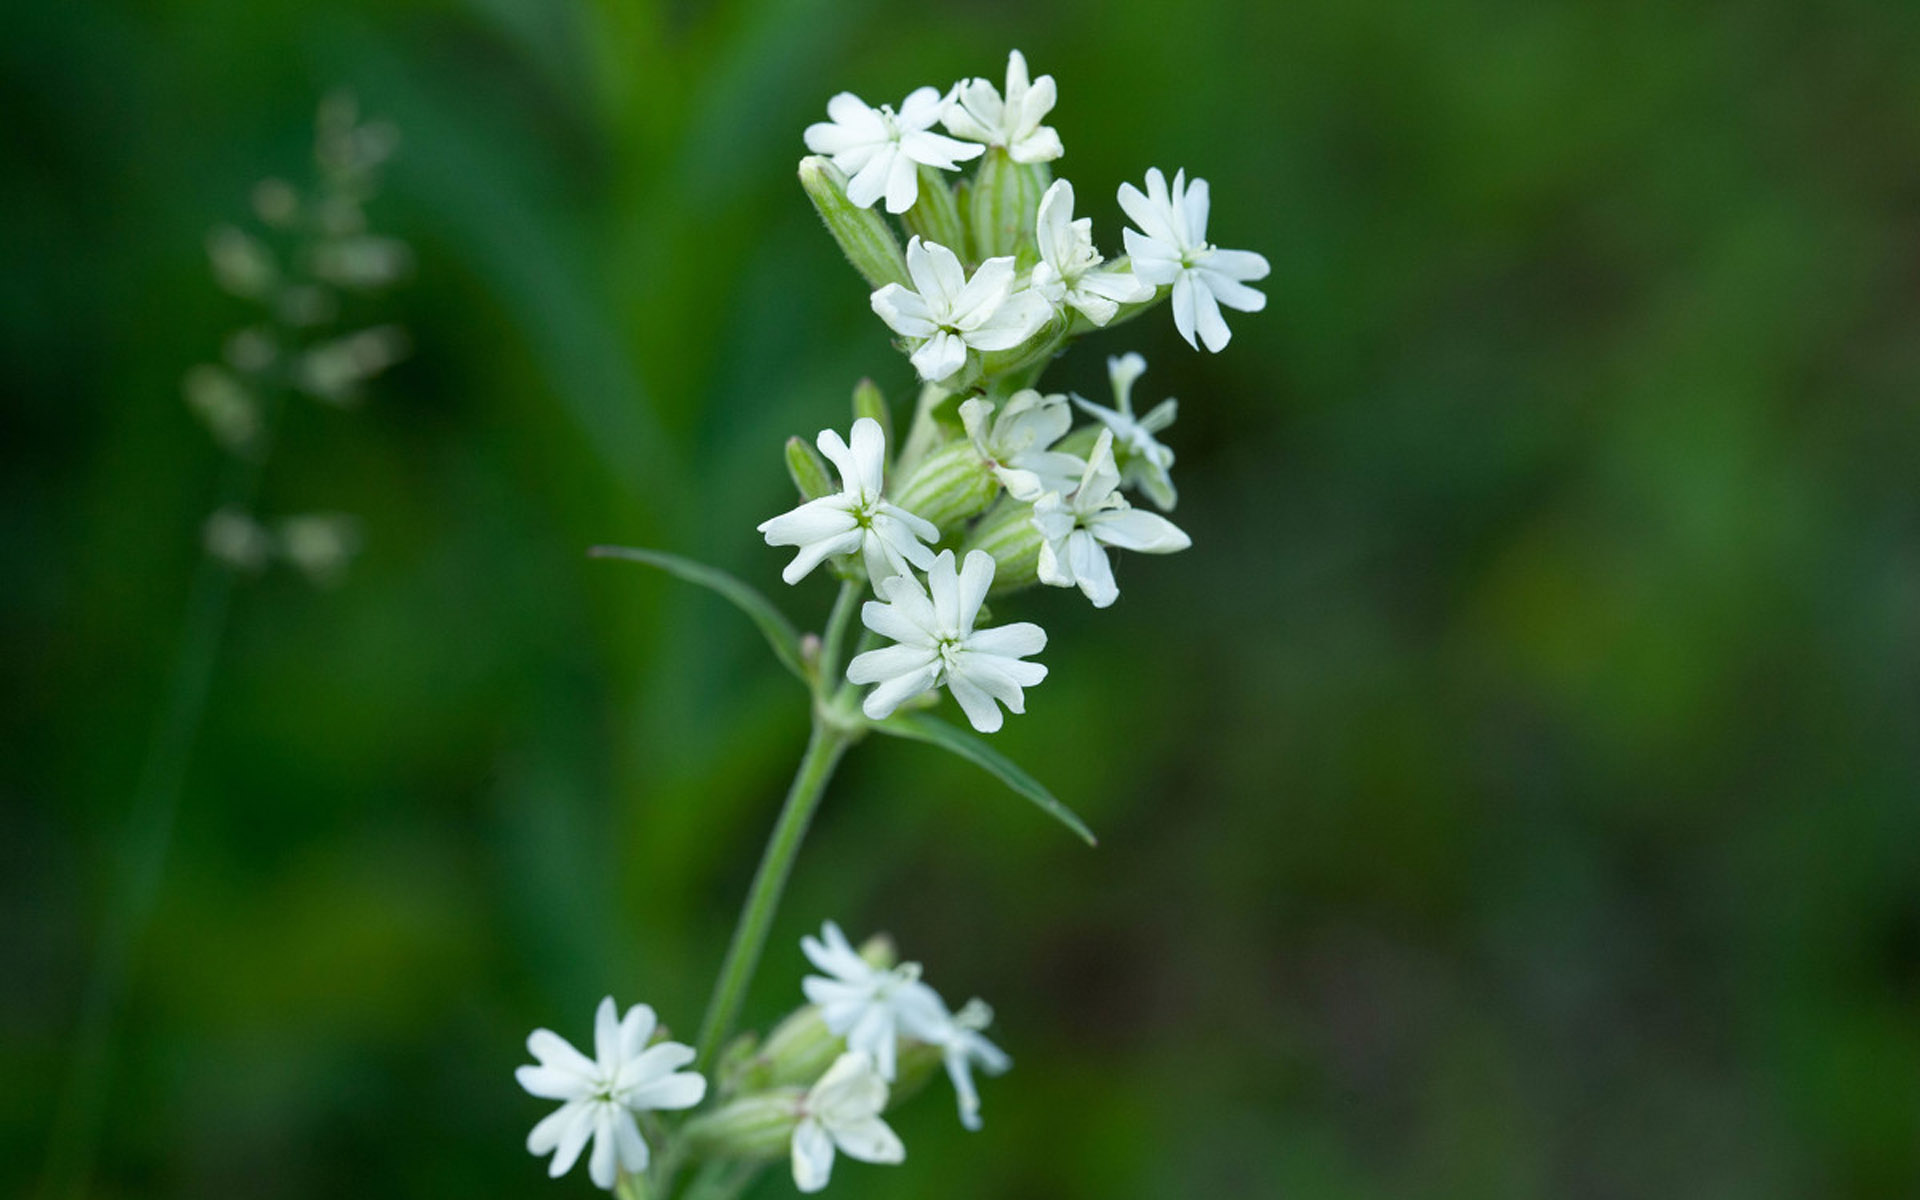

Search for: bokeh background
xmin=8 ymin=0 xmax=1920 ymax=1196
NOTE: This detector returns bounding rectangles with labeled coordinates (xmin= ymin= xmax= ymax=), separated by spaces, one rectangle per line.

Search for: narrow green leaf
xmin=877 ymin=712 xmax=1097 ymax=845
xmin=589 ymin=545 xmax=807 ymax=684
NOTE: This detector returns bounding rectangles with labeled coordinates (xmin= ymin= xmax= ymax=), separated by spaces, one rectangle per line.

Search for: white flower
xmin=957 ymin=390 xmax=1085 ymax=502
xmin=1118 ymin=167 xmax=1270 ymax=352
xmin=923 ymin=997 xmax=1011 ymax=1132
xmin=791 ymin=1052 xmax=906 ymax=1194
xmin=757 ymin=417 xmax=938 ymax=587
xmin=1071 ymin=352 xmax=1179 ymax=510
xmin=1033 ymin=430 xmax=1191 ymax=608
xmin=801 ymin=920 xmax=946 ymax=1082
xmin=940 ymin=49 xmax=1063 ymax=163
xmin=1030 ymin=179 xmax=1151 ymax=326
xmin=515 ymin=997 xmax=707 ymax=1190
xmin=846 ymin=549 xmax=1047 ymax=734
xmin=871 ymin=238 xmax=1053 ymax=383
xmin=804 ymin=88 xmax=984 ymax=214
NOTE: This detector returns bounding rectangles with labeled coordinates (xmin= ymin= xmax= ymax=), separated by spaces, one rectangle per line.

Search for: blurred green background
xmin=8 ymin=0 xmax=1920 ymax=1196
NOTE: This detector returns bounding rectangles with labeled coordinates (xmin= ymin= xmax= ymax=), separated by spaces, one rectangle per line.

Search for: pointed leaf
xmin=590 ymin=545 xmax=806 ymax=684
xmin=876 ymin=712 xmax=1096 ymax=845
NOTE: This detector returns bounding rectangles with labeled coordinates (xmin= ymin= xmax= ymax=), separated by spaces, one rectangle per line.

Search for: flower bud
xmin=785 ymin=436 xmax=835 ymax=501
xmin=959 ymin=497 xmax=1044 ymax=595
xmin=889 ymin=440 xmax=996 ymax=538
xmin=679 ymin=1089 xmax=803 ymax=1162
xmin=799 ymin=156 xmax=910 ymax=291
xmin=851 ymin=378 xmax=891 ymax=448
xmin=884 ymin=1038 xmax=945 ymax=1111
xmin=975 ymin=311 xmax=1066 ymax=386
xmin=969 ymin=147 xmax=1049 ymax=263
xmin=900 ymin=165 xmax=969 ymax=260
xmin=754 ymin=1005 xmax=844 ymax=1090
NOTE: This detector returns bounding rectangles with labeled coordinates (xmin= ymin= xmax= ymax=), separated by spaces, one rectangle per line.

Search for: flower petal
xmin=792 ymin=1118 xmax=836 ymax=1193
xmin=831 ymin=1115 xmax=905 ymax=1165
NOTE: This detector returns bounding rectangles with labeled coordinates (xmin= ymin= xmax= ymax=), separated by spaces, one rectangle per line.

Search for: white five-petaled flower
xmin=1030 ymin=179 xmax=1152 ymax=326
xmin=923 ymin=996 xmax=1011 ymax=1132
xmin=958 ymin=390 xmax=1086 ymax=502
xmin=791 ymin=1052 xmax=906 ymax=1194
xmin=1118 ymin=167 xmax=1270 ymax=352
xmin=516 ymin=997 xmax=707 ymax=1190
xmin=940 ymin=49 xmax=1063 ymax=163
xmin=871 ymin=237 xmax=1053 ymax=383
xmin=1071 ymin=352 xmax=1179 ymax=510
xmin=801 ymin=920 xmax=945 ymax=1082
xmin=846 ymin=549 xmax=1048 ymax=733
xmin=757 ymin=417 xmax=938 ymax=588
xmin=1033 ymin=430 xmax=1191 ymax=608
xmin=804 ymin=88 xmax=984 ymax=214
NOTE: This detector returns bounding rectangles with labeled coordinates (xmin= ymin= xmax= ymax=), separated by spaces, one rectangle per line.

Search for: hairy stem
xmin=694 ymin=722 xmax=850 ymax=1071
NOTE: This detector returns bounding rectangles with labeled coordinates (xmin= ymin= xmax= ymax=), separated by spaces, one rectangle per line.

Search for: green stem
xmin=41 ymin=528 xmax=241 ymax=1199
xmin=816 ymin=578 xmax=862 ymax=689
xmin=691 ymin=573 xmax=868 ymax=1074
xmin=693 ymin=722 xmax=851 ymax=1072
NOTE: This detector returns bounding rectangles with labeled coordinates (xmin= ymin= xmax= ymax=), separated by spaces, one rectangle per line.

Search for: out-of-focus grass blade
xmin=590 ymin=545 xmax=806 ymax=684
xmin=876 ymin=712 xmax=1097 ymax=846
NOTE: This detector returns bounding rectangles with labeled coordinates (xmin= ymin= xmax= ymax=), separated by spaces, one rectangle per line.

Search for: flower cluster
xmin=533 ymin=49 xmax=1266 ymax=1200
xmin=762 ymin=350 xmax=1194 ymax=731
xmin=802 ymin=50 xmax=1268 ymax=377
xmin=518 ymin=925 xmax=1005 ymax=1194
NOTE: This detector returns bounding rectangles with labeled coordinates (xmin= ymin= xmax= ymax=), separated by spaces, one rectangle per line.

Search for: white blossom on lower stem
xmin=1033 ymin=430 xmax=1191 ymax=608
xmin=1071 ymin=352 xmax=1179 ymax=510
xmin=757 ymin=417 xmax=937 ymax=587
xmin=804 ymin=88 xmax=983 ymax=214
xmin=801 ymin=920 xmax=946 ymax=1082
xmin=940 ymin=49 xmax=1063 ymax=163
xmin=1119 ymin=167 xmax=1270 ymax=352
xmin=846 ymin=549 xmax=1047 ymax=734
xmin=791 ymin=1052 xmax=905 ymax=1194
xmin=870 ymin=237 xmax=1052 ymax=383
xmin=924 ymin=997 xmax=1011 ymax=1132
xmin=515 ymin=997 xmax=707 ymax=1190
xmin=1030 ymin=179 xmax=1151 ymax=326
xmin=958 ymin=390 xmax=1085 ymax=502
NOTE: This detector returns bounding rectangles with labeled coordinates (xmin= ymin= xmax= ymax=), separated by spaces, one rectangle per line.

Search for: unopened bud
xmin=799 ymin=157 xmax=910 ymax=291
xmin=207 ymin=226 xmax=278 ymax=299
xmin=886 ymin=1038 xmax=945 ymax=1111
xmin=182 ymin=365 xmax=264 ymax=458
xmin=889 ymin=439 xmax=997 ymax=538
xmin=900 ymin=165 xmax=969 ymax=259
xmin=679 ymin=1090 xmax=803 ymax=1161
xmin=969 ymin=148 xmax=1049 ymax=263
xmin=976 ymin=313 xmax=1066 ymax=384
xmin=755 ymin=1005 xmax=844 ymax=1090
xmin=785 ymin=435 xmax=835 ymax=501
xmin=959 ymin=497 xmax=1044 ymax=595
xmin=851 ymin=378 xmax=890 ymax=448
